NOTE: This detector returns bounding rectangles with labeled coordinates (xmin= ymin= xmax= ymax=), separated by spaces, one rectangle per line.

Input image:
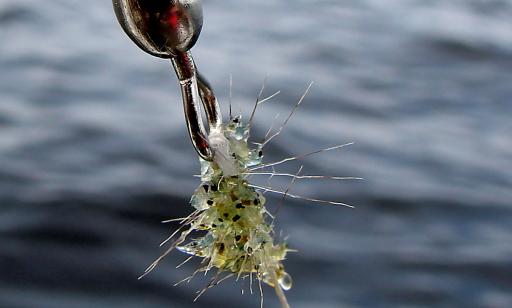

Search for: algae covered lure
xmin=146 ymin=114 xmax=294 ymax=306
xmin=140 ymin=84 xmax=356 ymax=308
xmin=112 ymin=1 xmax=356 ymax=307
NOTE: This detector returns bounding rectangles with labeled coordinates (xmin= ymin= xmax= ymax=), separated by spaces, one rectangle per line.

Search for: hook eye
xmin=113 ymin=0 xmax=203 ymax=58
xmin=113 ymin=0 xmax=222 ymax=161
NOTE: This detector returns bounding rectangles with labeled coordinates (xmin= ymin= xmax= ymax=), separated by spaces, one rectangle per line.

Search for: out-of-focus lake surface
xmin=1 ymin=0 xmax=511 ymax=307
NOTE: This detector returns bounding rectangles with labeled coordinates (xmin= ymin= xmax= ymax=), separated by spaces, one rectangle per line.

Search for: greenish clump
xmin=141 ymin=116 xmax=293 ymax=306
xmin=179 ymin=116 xmax=292 ymax=290
xmin=140 ymin=84 xmax=356 ymax=308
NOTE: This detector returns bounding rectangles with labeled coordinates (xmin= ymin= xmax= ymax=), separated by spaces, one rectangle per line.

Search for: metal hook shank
xmin=172 ymin=51 xmax=213 ymax=161
xmin=197 ymin=71 xmax=222 ymax=131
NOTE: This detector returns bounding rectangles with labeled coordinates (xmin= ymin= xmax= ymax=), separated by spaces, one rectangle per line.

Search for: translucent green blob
xmin=175 ymin=117 xmax=291 ymax=289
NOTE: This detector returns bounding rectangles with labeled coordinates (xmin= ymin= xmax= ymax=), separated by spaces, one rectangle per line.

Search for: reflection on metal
xmin=113 ymin=0 xmax=221 ymax=161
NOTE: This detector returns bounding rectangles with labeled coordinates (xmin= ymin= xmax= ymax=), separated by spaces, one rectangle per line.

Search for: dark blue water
xmin=1 ymin=0 xmax=512 ymax=307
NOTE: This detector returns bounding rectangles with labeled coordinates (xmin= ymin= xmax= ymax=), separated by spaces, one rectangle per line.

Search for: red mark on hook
xmin=167 ymin=7 xmax=180 ymax=28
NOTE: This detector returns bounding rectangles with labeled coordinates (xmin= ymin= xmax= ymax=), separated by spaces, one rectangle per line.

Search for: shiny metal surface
xmin=197 ymin=72 xmax=222 ymax=130
xmin=112 ymin=0 xmax=222 ymax=161
xmin=112 ymin=0 xmax=203 ymax=58
xmin=171 ymin=51 xmax=212 ymax=160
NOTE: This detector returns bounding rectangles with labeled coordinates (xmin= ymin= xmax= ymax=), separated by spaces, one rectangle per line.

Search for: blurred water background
xmin=1 ymin=0 xmax=512 ymax=307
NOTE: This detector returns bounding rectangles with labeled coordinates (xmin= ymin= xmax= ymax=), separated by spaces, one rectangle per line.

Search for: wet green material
xmin=176 ymin=117 xmax=292 ymax=289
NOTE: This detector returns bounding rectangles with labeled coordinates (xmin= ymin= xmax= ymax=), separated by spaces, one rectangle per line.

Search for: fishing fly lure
xmin=144 ymin=112 xmax=294 ymax=306
xmin=112 ymin=1 xmax=356 ymax=307
xmin=139 ymin=83 xmax=355 ymax=308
